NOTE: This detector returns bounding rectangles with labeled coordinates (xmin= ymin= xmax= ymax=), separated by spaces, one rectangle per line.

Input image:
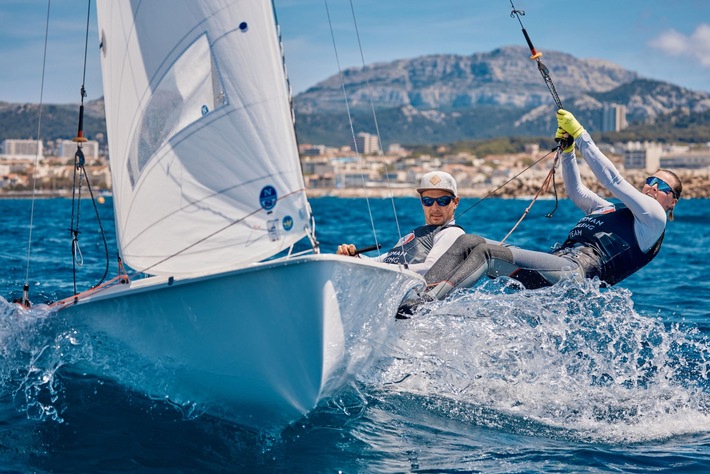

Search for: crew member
xmin=337 ymin=171 xmax=465 ymax=275
xmin=398 ymin=110 xmax=682 ymax=316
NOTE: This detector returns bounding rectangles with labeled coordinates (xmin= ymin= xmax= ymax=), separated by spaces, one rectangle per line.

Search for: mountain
xmin=0 ymin=99 xmax=106 ymax=144
xmin=2 ymin=46 xmax=710 ymax=147
xmin=295 ymin=46 xmax=640 ymax=113
xmin=293 ymin=46 xmax=710 ymax=146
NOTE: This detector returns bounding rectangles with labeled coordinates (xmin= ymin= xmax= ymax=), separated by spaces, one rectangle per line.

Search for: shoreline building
xmin=624 ymin=141 xmax=662 ymax=172
xmin=353 ymin=132 xmax=380 ymax=155
xmin=1 ymin=139 xmax=43 ymax=161
xmin=58 ymin=139 xmax=100 ymax=161
xmin=660 ymin=145 xmax=710 ymax=169
xmin=601 ymin=104 xmax=627 ymax=132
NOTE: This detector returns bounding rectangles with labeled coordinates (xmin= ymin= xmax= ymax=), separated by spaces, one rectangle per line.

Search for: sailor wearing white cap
xmin=336 ymin=171 xmax=464 ymax=276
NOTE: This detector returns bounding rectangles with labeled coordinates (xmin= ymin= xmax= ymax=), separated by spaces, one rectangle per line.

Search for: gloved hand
xmin=555 ymin=127 xmax=575 ymax=153
xmin=557 ymin=109 xmax=585 ymax=138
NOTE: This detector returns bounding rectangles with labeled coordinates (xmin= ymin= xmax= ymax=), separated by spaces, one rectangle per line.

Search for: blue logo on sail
xmin=260 ymin=186 xmax=278 ymax=210
xmin=201 ymin=105 xmax=209 ymax=115
xmin=283 ymin=216 xmax=293 ymax=231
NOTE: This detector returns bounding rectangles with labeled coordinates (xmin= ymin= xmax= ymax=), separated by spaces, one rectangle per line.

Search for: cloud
xmin=650 ymin=23 xmax=710 ymax=67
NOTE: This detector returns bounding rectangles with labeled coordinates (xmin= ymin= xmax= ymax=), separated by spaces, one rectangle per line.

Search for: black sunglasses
xmin=421 ymin=195 xmax=454 ymax=207
xmin=645 ymin=176 xmax=679 ymax=199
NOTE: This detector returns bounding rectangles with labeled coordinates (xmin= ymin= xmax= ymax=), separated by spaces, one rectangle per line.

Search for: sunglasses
xmin=421 ymin=195 xmax=454 ymax=207
xmin=645 ymin=176 xmax=678 ymax=199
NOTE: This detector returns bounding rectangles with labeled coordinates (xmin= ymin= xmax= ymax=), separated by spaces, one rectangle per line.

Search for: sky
xmin=1 ymin=0 xmax=709 ymax=104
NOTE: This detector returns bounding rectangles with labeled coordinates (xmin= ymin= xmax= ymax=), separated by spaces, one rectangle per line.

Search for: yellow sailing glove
xmin=557 ymin=109 xmax=585 ymax=139
xmin=555 ymin=127 xmax=575 ymax=153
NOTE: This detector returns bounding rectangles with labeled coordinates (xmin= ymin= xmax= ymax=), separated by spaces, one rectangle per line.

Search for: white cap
xmin=416 ymin=171 xmax=457 ymax=196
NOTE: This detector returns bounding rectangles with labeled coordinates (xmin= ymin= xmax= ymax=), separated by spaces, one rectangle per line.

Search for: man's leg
xmin=397 ymin=244 xmax=584 ymax=318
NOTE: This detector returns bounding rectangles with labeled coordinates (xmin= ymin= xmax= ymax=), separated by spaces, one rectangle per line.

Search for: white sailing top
xmin=560 ymin=132 xmax=667 ymax=253
xmin=363 ymin=222 xmax=464 ymax=275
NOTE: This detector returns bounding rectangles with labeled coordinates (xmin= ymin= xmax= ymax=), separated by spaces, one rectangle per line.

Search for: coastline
xmin=1 ymin=169 xmax=706 ymax=200
xmin=306 ymin=168 xmax=710 ymax=199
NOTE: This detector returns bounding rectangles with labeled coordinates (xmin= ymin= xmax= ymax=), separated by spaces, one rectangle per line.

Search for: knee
xmin=480 ymin=243 xmax=514 ymax=262
xmin=455 ymin=234 xmax=486 ymax=248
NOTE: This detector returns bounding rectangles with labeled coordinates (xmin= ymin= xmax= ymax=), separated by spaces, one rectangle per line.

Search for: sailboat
xmin=49 ymin=0 xmax=424 ymax=430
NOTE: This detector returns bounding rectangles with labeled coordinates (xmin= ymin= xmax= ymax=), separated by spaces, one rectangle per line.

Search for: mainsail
xmin=97 ymin=0 xmax=312 ymax=276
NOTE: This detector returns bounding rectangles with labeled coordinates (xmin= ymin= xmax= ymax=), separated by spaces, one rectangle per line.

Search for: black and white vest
xmin=382 ymin=223 xmax=461 ymax=266
xmin=555 ymin=205 xmax=664 ymax=286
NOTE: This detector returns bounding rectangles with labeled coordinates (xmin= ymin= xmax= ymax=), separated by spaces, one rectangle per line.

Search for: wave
xmin=2 ymin=276 xmax=710 ymax=447
xmin=365 ymin=277 xmax=710 ymax=444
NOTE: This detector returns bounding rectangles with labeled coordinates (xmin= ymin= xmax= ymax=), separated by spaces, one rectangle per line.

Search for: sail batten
xmin=98 ymin=0 xmax=310 ymax=276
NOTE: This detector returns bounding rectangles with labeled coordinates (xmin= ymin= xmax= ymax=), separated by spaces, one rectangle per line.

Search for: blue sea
xmin=1 ymin=195 xmax=709 ymax=472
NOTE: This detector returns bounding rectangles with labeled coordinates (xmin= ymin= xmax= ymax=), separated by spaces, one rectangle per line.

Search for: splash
xmin=0 ymin=298 xmax=100 ymax=422
xmin=370 ymin=277 xmax=710 ymax=443
xmin=0 ymin=297 xmax=211 ymax=424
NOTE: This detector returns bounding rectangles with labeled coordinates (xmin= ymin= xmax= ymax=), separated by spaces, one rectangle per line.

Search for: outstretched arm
xmin=558 ymin=109 xmax=666 ymax=252
xmin=575 ymin=132 xmax=666 ymax=251
xmin=559 ymin=148 xmax=613 ymax=214
xmin=555 ymin=121 xmax=612 ymax=214
xmin=575 ymin=133 xmax=663 ymax=218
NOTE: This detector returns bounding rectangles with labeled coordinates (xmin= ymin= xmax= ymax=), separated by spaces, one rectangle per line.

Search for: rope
xmin=499 ymin=148 xmax=560 ymax=244
xmin=454 ymin=148 xmax=556 ymax=222
xmin=506 ymin=0 xmax=567 ymax=222
xmin=346 ymin=0 xmax=405 ymax=258
xmin=509 ymin=1 xmax=563 ymax=110
xmin=323 ymin=0 xmax=382 ymax=256
xmin=67 ymin=0 xmax=110 ymax=296
xmin=70 ymin=149 xmax=84 ymax=295
xmin=84 ymin=169 xmax=110 ymax=288
xmin=20 ymin=0 xmax=53 ymax=307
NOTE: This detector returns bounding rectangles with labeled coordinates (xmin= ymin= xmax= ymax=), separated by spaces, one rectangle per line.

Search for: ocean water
xmin=0 ymin=195 xmax=709 ymax=472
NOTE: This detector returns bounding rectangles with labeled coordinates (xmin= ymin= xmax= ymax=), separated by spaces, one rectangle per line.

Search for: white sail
xmin=97 ymin=0 xmax=311 ymax=276
xmin=56 ymin=0 xmax=427 ymax=430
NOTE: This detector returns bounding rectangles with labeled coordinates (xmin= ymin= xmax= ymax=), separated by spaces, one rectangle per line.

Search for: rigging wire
xmin=504 ymin=0 xmax=568 ymax=224
xmin=509 ymin=1 xmax=563 ymax=110
xmin=272 ymin=2 xmax=320 ymax=253
xmin=323 ymin=0 xmax=381 ymax=252
xmin=448 ymin=1 xmax=570 ymax=236
xmin=20 ymin=0 xmax=53 ymax=308
xmin=499 ymin=149 xmax=559 ymax=245
xmin=69 ymin=0 xmax=110 ymax=295
xmin=454 ymin=147 xmax=556 ymax=222
xmin=346 ymin=0 xmax=405 ymax=257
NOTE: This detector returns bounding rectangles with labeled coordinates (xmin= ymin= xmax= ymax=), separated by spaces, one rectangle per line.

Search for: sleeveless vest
xmin=382 ymin=223 xmax=461 ymax=266
xmin=556 ymin=206 xmax=664 ymax=286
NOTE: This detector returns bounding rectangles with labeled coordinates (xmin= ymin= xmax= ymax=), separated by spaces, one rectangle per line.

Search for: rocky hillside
xmin=293 ymin=46 xmax=710 ymax=145
xmin=2 ymin=45 xmax=710 ymax=147
xmin=295 ymin=46 xmax=641 ymax=112
xmin=0 ymin=99 xmax=106 ymax=144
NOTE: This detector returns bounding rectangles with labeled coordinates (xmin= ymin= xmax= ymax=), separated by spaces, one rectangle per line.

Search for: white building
xmin=624 ymin=141 xmax=661 ymax=172
xmin=661 ymin=151 xmax=710 ymax=169
xmin=353 ymin=132 xmax=380 ymax=155
xmin=58 ymin=139 xmax=100 ymax=161
xmin=601 ymin=104 xmax=627 ymax=132
xmin=301 ymin=157 xmax=334 ymax=175
xmin=1 ymin=139 xmax=43 ymax=161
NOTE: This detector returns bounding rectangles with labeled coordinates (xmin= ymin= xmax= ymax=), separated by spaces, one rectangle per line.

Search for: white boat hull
xmin=58 ymin=254 xmax=423 ymax=430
